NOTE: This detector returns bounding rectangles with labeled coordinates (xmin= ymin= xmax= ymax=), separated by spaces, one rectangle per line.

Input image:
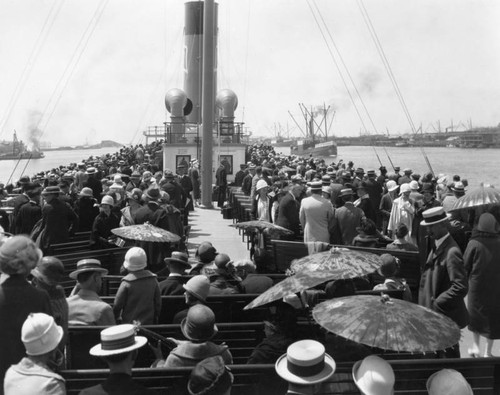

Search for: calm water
xmin=330 ymin=146 xmax=500 ymax=189
xmin=0 ymin=146 xmax=499 ymax=189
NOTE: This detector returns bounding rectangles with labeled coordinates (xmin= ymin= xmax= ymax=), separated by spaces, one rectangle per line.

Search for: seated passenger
xmin=79 ymin=324 xmax=156 ymax=395
xmin=4 ymin=313 xmax=65 ymax=395
xmin=153 ymin=305 xmax=233 ymax=368
xmin=113 ymin=247 xmax=161 ymax=325
xmin=233 ymin=259 xmax=273 ymax=294
xmin=172 ymin=275 xmax=210 ymax=324
xmin=66 ymin=259 xmax=115 ymax=326
xmin=373 ymin=254 xmax=412 ymax=302
xmin=386 ymin=223 xmax=419 ymax=252
xmin=159 ymin=252 xmax=191 ymax=295
xmin=353 ymin=355 xmax=395 ymax=395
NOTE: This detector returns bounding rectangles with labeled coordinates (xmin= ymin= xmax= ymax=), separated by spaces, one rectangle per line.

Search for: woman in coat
xmin=464 ymin=213 xmax=500 ymax=357
xmin=0 ymin=236 xmax=52 ymax=391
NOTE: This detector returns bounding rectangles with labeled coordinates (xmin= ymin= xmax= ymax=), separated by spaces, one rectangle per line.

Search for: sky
xmin=0 ymin=0 xmax=499 ymax=147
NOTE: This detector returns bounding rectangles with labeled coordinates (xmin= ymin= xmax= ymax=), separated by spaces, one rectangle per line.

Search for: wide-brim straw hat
xmin=275 ymin=340 xmax=336 ymax=385
xmin=69 ymin=258 xmax=108 ymax=280
xmin=89 ymin=324 xmax=147 ymax=357
xmin=420 ymin=207 xmax=450 ymax=227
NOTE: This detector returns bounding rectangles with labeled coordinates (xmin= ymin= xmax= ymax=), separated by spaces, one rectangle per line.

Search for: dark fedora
xmin=144 ymin=188 xmax=161 ymax=201
xmin=165 ymin=251 xmax=191 ymax=269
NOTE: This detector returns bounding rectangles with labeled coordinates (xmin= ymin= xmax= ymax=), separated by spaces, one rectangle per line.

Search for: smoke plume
xmin=26 ymin=110 xmax=43 ymax=151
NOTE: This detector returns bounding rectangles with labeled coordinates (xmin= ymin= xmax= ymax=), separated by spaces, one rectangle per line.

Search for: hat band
xmin=423 ymin=212 xmax=447 ymax=224
xmin=287 ymin=359 xmax=324 ymax=377
xmin=101 ymin=334 xmax=135 ymax=350
xmin=77 ymin=263 xmax=103 ymax=271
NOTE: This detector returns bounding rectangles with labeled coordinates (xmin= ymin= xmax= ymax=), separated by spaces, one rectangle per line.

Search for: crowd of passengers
xmin=0 ymin=141 xmax=498 ymax=394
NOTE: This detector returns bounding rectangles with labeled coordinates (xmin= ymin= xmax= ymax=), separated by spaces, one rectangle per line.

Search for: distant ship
xmin=290 ymin=104 xmax=337 ymax=157
xmin=0 ymin=131 xmax=44 ymax=161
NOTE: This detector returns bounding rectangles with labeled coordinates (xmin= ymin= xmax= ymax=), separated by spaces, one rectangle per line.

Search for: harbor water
xmin=0 ymin=146 xmax=499 ymax=189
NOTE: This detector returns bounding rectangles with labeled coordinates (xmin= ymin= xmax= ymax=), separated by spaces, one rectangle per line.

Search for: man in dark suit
xmin=40 ymin=186 xmax=79 ymax=254
xmin=15 ymin=185 xmax=42 ymax=235
xmin=215 ymin=161 xmax=228 ymax=208
xmin=11 ymin=178 xmax=33 ymax=233
xmin=418 ymin=207 xmax=468 ymax=358
xmin=234 ymin=164 xmax=247 ymax=187
xmin=241 ymin=164 xmax=256 ymax=196
xmin=161 ymin=170 xmax=185 ymax=210
xmin=159 ymin=252 xmax=191 ymax=295
xmin=275 ymin=184 xmax=303 ymax=238
xmin=83 ymin=167 xmax=103 ymax=202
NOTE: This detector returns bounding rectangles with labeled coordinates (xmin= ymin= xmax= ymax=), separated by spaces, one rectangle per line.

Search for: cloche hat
xmin=22 ymin=313 xmax=63 ymax=356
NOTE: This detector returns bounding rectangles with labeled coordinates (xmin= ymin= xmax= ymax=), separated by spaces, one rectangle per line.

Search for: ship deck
xmin=186 ymin=205 xmax=250 ymax=262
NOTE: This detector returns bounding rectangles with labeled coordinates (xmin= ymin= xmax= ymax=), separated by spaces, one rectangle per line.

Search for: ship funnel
xmin=216 ymin=89 xmax=238 ymax=119
xmin=165 ymin=88 xmax=192 ymax=116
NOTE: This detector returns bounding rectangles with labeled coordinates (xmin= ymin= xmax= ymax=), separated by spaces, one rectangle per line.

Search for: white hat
xmin=275 ymin=340 xmax=336 ymax=385
xmin=420 ymin=206 xmax=450 ymax=227
xmin=426 ymin=369 xmax=473 ymax=395
xmin=89 ymin=324 xmax=147 ymax=357
xmin=109 ymin=183 xmax=123 ymax=190
xmin=409 ymin=180 xmax=419 ymax=190
xmin=352 ymin=355 xmax=395 ymax=395
xmin=399 ymin=183 xmax=411 ymax=195
xmin=386 ymin=180 xmax=398 ymax=192
xmin=124 ymin=247 xmax=147 ymax=271
xmin=100 ymin=195 xmax=114 ymax=206
xmin=22 ymin=313 xmax=63 ymax=356
xmin=256 ymin=179 xmax=268 ymax=191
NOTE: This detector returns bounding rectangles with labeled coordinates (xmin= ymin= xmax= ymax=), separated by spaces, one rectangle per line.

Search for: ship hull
xmin=0 ymin=152 xmax=44 ymax=160
xmin=292 ymin=141 xmax=337 ymax=157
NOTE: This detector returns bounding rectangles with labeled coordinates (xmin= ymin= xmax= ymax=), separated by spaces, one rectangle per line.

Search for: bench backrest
xmin=56 ymin=247 xmax=128 ymax=296
xmin=100 ymin=294 xmax=270 ymax=324
xmin=66 ymin=322 xmax=267 ymax=369
xmin=62 ymin=357 xmax=500 ymax=395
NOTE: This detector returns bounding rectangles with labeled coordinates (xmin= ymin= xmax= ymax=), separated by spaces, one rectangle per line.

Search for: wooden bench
xmin=270 ymin=240 xmax=421 ymax=301
xmin=61 ymin=357 xmax=500 ymax=395
xmin=56 ymin=247 xmax=128 ymax=296
xmin=66 ymin=322 xmax=267 ymax=369
xmin=100 ymin=274 xmax=288 ymax=297
xmin=100 ymin=294 xmax=270 ymax=324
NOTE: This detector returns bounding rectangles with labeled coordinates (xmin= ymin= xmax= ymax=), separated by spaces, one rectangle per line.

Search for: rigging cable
xmin=305 ymin=0 xmax=370 ymax=137
xmin=21 ymin=0 xmax=110 ymax=175
xmin=0 ymin=0 xmax=64 ymax=138
xmin=357 ymin=0 xmax=434 ymax=175
xmin=308 ymin=0 xmax=385 ymax=166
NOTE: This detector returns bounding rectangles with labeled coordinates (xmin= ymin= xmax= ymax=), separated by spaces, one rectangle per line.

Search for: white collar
xmin=435 ymin=233 xmax=450 ymax=250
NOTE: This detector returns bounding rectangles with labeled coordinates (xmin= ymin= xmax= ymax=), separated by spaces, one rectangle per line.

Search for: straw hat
xmin=420 ymin=207 xmax=450 ymax=227
xmin=69 ymin=258 xmax=108 ymax=280
xmin=89 ymin=324 xmax=147 ymax=357
xmin=275 ymin=340 xmax=336 ymax=385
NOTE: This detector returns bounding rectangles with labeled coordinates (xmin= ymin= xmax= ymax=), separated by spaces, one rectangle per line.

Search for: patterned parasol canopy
xmin=231 ymin=220 xmax=294 ymax=235
xmin=449 ymin=186 xmax=500 ymax=212
xmin=290 ymin=247 xmax=382 ymax=276
xmin=312 ymin=295 xmax=461 ymax=353
xmin=111 ymin=223 xmax=181 ymax=243
xmin=244 ymin=248 xmax=381 ymax=310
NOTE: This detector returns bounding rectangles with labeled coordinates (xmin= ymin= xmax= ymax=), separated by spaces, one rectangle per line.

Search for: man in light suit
xmin=299 ymin=181 xmax=334 ymax=244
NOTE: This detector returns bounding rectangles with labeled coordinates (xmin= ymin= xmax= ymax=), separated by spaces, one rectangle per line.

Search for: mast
xmin=200 ymin=0 xmax=215 ymax=208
